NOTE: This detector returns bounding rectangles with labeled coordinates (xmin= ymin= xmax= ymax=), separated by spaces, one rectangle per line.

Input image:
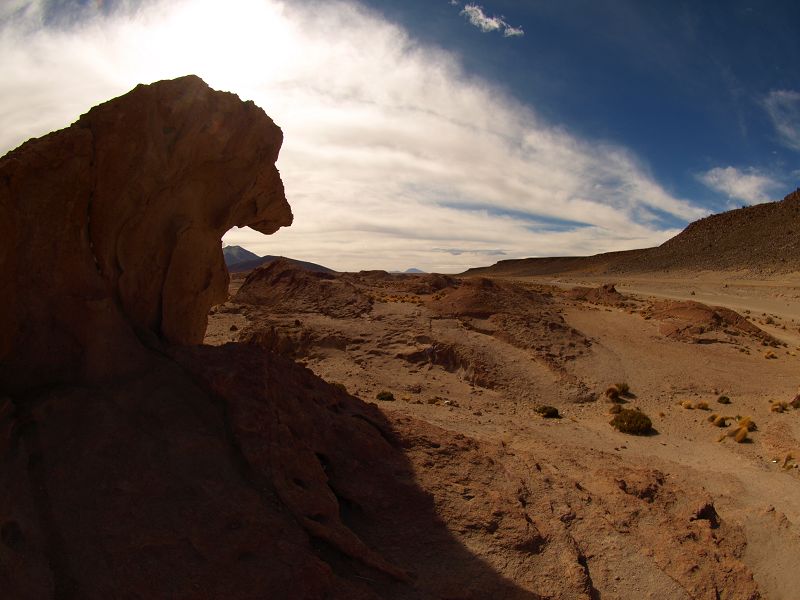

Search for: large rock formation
xmin=0 ymin=75 xmax=292 ymax=391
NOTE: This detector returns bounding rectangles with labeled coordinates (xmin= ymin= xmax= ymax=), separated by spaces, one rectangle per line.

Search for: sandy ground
xmin=206 ymin=270 xmax=800 ymax=599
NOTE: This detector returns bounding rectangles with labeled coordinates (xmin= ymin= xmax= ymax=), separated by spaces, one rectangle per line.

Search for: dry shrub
xmin=770 ymin=401 xmax=788 ymax=413
xmin=614 ymin=382 xmax=630 ymax=396
xmin=376 ymin=391 xmax=395 ymax=402
xmin=605 ymin=386 xmax=620 ymax=401
xmin=717 ymin=395 xmax=731 ymax=404
xmin=790 ymin=394 xmax=800 ymax=409
xmin=535 ymin=405 xmax=560 ymax=419
xmin=695 ymin=401 xmax=710 ymax=410
xmin=610 ymin=408 xmax=653 ymax=435
xmin=738 ymin=416 xmax=757 ymax=431
xmin=609 ymin=404 xmax=622 ymax=415
xmin=712 ymin=415 xmax=730 ymax=427
xmin=680 ymin=400 xmax=694 ymax=409
xmin=734 ymin=427 xmax=748 ymax=443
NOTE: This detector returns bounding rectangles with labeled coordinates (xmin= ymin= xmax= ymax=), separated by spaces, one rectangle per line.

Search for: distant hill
xmin=405 ymin=268 xmax=426 ymax=274
xmin=464 ymin=189 xmax=800 ymax=277
xmin=223 ymin=245 xmax=335 ymax=274
xmin=223 ymin=245 xmax=259 ymax=266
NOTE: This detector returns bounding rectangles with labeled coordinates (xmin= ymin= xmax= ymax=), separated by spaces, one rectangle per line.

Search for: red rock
xmin=0 ymin=75 xmax=292 ymax=391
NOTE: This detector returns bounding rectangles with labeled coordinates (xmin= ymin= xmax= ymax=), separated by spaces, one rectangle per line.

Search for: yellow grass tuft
xmin=712 ymin=415 xmax=730 ymax=427
xmin=734 ymin=427 xmax=748 ymax=443
xmin=614 ymin=382 xmax=630 ymax=395
xmin=738 ymin=416 xmax=756 ymax=432
xmin=680 ymin=400 xmax=694 ymax=409
xmin=695 ymin=401 xmax=710 ymax=410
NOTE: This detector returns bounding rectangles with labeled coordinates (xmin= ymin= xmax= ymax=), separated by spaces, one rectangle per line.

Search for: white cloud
xmin=0 ymin=0 xmax=702 ymax=272
xmin=698 ymin=166 xmax=782 ymax=205
xmin=764 ymin=90 xmax=800 ymax=152
xmin=460 ymin=3 xmax=523 ymax=38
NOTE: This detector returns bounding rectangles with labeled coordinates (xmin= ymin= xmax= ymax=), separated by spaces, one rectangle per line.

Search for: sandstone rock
xmin=0 ymin=75 xmax=292 ymax=391
xmin=236 ymin=258 xmax=372 ymax=318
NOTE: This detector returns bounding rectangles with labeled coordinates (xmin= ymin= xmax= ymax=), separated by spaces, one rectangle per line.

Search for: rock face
xmin=0 ymin=75 xmax=292 ymax=391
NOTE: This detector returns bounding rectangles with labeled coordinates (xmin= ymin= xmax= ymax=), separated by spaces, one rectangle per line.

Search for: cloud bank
xmin=698 ymin=166 xmax=783 ymax=205
xmin=0 ymin=0 xmax=703 ymax=272
xmin=458 ymin=3 xmax=524 ymax=37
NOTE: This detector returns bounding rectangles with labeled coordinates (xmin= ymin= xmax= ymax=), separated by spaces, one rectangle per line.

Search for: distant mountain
xmin=464 ymin=189 xmax=800 ymax=277
xmin=222 ymin=245 xmax=334 ymax=274
xmin=223 ymin=245 xmax=259 ymax=266
xmin=405 ymin=268 xmax=426 ymax=274
xmin=228 ymin=254 xmax=335 ymax=275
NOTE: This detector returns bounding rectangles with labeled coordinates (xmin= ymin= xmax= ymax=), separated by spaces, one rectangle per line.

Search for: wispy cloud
xmin=0 ymin=0 xmax=701 ymax=272
xmin=764 ymin=90 xmax=800 ymax=152
xmin=697 ymin=166 xmax=783 ymax=205
xmin=458 ymin=3 xmax=524 ymax=38
xmin=434 ymin=248 xmax=507 ymax=256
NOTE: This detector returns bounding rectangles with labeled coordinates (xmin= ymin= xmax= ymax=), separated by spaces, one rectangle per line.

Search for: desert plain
xmin=3 ymin=75 xmax=799 ymax=599
xmin=207 ymin=259 xmax=800 ymax=599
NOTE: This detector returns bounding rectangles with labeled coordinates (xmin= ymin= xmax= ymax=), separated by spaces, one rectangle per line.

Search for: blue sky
xmin=1 ymin=0 xmax=798 ymax=271
xmin=367 ymin=0 xmax=800 ymax=208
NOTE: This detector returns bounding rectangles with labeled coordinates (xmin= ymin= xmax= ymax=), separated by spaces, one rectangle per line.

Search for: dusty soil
xmin=207 ymin=264 xmax=800 ymax=599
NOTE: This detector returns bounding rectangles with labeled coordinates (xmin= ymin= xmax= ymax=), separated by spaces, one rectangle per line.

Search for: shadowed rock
xmin=0 ymin=75 xmax=292 ymax=391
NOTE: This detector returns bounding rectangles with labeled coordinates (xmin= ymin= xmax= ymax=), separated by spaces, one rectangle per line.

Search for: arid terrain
xmin=208 ymin=249 xmax=800 ymax=599
xmin=2 ymin=75 xmax=799 ymax=599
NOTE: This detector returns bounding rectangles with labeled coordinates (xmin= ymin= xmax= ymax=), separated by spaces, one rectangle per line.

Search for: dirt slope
xmin=465 ymin=189 xmax=800 ymax=278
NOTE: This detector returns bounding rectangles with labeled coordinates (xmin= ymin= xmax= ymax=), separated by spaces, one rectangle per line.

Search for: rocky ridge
xmin=465 ymin=189 xmax=800 ymax=278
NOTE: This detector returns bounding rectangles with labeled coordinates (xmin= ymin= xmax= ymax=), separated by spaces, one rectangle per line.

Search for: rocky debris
xmin=346 ymin=272 xmax=459 ymax=295
xmin=236 ymin=258 xmax=372 ymax=318
xmin=643 ymin=300 xmax=781 ymax=346
xmin=566 ymin=283 xmax=628 ymax=306
xmin=0 ymin=75 xmax=292 ymax=392
xmin=427 ymin=277 xmax=548 ymax=318
xmin=401 ymin=342 xmax=494 ymax=389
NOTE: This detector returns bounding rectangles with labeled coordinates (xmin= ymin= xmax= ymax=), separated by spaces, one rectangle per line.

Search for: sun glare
xmin=117 ymin=0 xmax=300 ymax=95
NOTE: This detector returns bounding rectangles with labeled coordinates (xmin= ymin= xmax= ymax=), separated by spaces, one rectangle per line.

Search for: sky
xmin=1 ymin=0 xmax=799 ymax=272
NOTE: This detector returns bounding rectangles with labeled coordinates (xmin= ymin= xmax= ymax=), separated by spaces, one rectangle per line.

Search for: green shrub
xmin=717 ymin=395 xmax=731 ymax=404
xmin=376 ymin=391 xmax=395 ymax=402
xmin=535 ymin=405 xmax=560 ymax=419
xmin=610 ymin=408 xmax=653 ymax=435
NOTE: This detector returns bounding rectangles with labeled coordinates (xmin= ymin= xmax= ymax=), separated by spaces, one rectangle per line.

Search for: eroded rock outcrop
xmin=0 ymin=75 xmax=291 ymax=391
